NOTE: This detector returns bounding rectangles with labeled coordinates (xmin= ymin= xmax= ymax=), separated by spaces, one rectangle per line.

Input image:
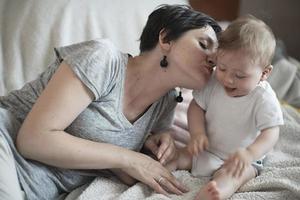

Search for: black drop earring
xmin=175 ymin=89 xmax=183 ymax=103
xmin=160 ymin=56 xmax=168 ymax=68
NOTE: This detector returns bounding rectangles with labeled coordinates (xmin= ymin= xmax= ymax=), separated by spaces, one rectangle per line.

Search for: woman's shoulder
xmin=54 ymin=38 xmax=128 ymax=100
xmin=55 ymin=38 xmax=122 ymax=60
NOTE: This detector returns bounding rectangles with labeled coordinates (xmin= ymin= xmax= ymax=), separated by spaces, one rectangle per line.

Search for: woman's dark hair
xmin=139 ymin=4 xmax=222 ymax=52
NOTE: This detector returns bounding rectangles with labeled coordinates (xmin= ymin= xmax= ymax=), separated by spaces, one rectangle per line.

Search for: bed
xmin=1 ymin=0 xmax=300 ymax=199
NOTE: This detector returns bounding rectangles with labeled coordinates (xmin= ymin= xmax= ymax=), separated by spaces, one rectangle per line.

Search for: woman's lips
xmin=203 ymin=65 xmax=213 ymax=74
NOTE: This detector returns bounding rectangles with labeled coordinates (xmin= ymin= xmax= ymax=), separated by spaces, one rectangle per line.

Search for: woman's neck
xmin=122 ymin=53 xmax=174 ymax=122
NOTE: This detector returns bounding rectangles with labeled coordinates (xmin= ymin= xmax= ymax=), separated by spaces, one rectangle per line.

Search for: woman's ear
xmin=158 ymin=29 xmax=171 ymax=52
xmin=260 ymin=65 xmax=273 ymax=81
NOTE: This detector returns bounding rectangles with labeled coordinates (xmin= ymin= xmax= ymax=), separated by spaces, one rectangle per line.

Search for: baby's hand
xmin=223 ymin=148 xmax=253 ymax=178
xmin=187 ymin=133 xmax=209 ymax=155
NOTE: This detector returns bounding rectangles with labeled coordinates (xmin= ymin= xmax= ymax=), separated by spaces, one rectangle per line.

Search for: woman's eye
xmin=218 ymin=67 xmax=225 ymax=71
xmin=199 ymin=42 xmax=207 ymax=50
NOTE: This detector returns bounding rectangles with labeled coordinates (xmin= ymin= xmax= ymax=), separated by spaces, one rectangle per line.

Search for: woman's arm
xmin=16 ymin=62 xmax=188 ymax=195
xmin=17 ymin=62 xmax=131 ymax=169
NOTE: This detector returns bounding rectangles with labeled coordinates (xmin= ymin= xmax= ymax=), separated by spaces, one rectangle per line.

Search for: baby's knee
xmin=167 ymin=148 xmax=192 ymax=171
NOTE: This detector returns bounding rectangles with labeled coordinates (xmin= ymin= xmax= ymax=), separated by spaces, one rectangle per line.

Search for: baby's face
xmin=215 ymin=49 xmax=264 ymax=97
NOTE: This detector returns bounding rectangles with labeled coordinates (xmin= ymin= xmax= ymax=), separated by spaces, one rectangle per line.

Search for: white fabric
xmin=0 ymin=1 xmax=189 ymax=199
xmin=0 ymin=134 xmax=23 ymax=200
xmin=191 ymin=150 xmax=223 ymax=177
xmin=0 ymin=0 xmax=188 ymax=95
xmin=1 ymin=0 xmax=299 ymax=199
xmin=192 ymin=74 xmax=284 ymax=160
xmin=64 ymin=105 xmax=300 ymax=200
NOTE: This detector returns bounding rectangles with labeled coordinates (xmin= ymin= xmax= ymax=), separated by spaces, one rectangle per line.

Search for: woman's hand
xmin=122 ymin=151 xmax=189 ymax=196
xmin=143 ymin=132 xmax=177 ymax=165
xmin=110 ymin=169 xmax=137 ymax=186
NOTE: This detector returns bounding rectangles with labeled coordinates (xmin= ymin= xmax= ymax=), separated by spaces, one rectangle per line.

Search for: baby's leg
xmin=194 ymin=165 xmax=256 ymax=200
xmin=164 ymin=147 xmax=193 ymax=172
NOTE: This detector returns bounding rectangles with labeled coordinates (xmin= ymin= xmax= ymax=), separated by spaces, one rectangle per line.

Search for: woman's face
xmin=168 ymin=25 xmax=218 ymax=90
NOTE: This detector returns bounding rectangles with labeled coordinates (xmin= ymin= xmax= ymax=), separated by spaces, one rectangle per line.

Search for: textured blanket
xmin=76 ymin=105 xmax=300 ymax=200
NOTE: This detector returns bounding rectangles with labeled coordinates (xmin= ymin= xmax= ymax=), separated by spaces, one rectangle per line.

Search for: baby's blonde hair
xmin=218 ymin=15 xmax=276 ymax=67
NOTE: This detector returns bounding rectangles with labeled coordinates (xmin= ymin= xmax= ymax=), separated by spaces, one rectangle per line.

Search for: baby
xmin=166 ymin=15 xmax=284 ymax=200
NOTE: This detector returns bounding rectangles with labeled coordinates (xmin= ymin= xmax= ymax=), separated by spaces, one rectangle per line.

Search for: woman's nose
xmin=207 ymin=59 xmax=215 ymax=67
xmin=206 ymin=56 xmax=216 ymax=68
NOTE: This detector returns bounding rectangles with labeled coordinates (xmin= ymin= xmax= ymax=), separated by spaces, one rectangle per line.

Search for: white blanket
xmin=77 ymin=105 xmax=300 ymax=200
xmin=1 ymin=1 xmax=299 ymax=199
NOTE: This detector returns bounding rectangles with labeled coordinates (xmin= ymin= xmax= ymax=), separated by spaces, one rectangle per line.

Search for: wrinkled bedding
xmin=75 ymin=48 xmax=300 ymax=199
xmin=1 ymin=0 xmax=299 ymax=199
xmin=75 ymin=105 xmax=300 ymax=200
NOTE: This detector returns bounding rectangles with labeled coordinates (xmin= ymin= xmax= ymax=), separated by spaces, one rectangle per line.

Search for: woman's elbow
xmin=16 ymin=128 xmax=38 ymax=158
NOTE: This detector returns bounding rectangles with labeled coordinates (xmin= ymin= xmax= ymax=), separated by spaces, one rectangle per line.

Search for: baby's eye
xmin=236 ymin=74 xmax=246 ymax=79
xmin=199 ymin=42 xmax=207 ymax=50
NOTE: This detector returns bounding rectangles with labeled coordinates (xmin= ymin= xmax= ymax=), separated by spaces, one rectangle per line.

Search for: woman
xmin=0 ymin=5 xmax=221 ymax=200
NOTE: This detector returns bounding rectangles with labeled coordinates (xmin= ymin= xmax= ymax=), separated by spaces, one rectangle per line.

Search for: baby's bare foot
xmin=194 ymin=181 xmax=220 ymax=200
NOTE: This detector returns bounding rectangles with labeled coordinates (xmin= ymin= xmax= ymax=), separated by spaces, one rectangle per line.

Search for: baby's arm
xmin=187 ymin=99 xmax=209 ymax=155
xmin=246 ymin=126 xmax=279 ymax=160
xmin=224 ymin=126 xmax=279 ymax=177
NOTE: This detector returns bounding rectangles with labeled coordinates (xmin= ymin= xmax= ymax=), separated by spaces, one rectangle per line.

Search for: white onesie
xmin=191 ymin=74 xmax=284 ymax=177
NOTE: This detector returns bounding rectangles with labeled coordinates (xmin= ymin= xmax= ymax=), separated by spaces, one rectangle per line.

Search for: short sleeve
xmin=54 ymin=39 xmax=121 ymax=100
xmin=192 ymin=75 xmax=216 ymax=110
xmin=151 ymin=90 xmax=177 ymax=133
xmin=255 ymin=88 xmax=284 ymax=130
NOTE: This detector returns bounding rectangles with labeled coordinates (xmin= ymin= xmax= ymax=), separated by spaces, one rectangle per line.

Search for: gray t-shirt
xmin=0 ymin=39 xmax=177 ymax=199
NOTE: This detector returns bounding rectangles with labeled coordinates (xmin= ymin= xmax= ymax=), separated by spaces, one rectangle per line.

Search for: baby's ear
xmin=260 ymin=65 xmax=273 ymax=81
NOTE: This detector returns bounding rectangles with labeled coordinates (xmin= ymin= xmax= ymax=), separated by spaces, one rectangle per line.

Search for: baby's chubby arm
xmin=246 ymin=126 xmax=280 ymax=161
xmin=186 ymin=99 xmax=209 ymax=155
xmin=224 ymin=126 xmax=279 ymax=177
